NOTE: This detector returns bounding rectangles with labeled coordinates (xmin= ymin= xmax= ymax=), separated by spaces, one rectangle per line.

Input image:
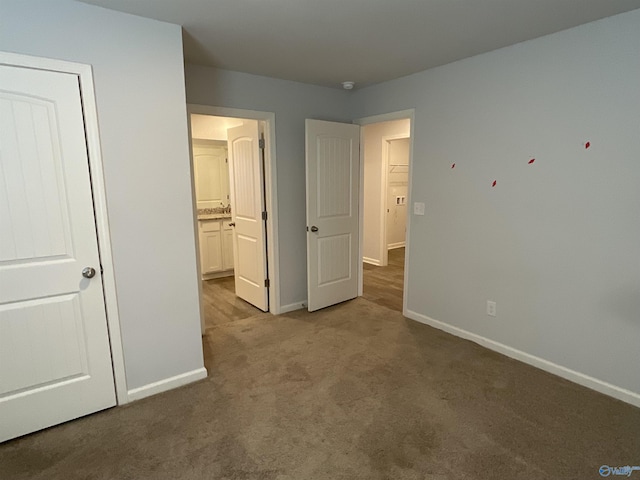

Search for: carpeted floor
xmin=1 ymin=294 xmax=639 ymax=479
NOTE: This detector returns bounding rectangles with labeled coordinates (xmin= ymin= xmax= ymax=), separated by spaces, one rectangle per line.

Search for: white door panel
xmin=0 ymin=295 xmax=88 ymax=394
xmin=0 ymin=64 xmax=115 ymax=442
xmin=193 ymin=142 xmax=228 ymax=210
xmin=201 ymin=232 xmax=222 ymax=273
xmin=305 ymin=120 xmax=360 ymax=312
xmin=227 ymin=121 xmax=268 ymax=311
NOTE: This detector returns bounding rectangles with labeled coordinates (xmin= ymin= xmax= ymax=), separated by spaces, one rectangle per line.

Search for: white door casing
xmin=227 ymin=121 xmax=268 ymax=311
xmin=305 ymin=120 xmax=360 ymax=312
xmin=0 ymin=64 xmax=116 ymax=442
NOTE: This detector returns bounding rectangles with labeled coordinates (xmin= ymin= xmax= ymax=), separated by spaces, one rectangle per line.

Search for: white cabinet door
xmin=199 ymin=220 xmax=222 ymax=274
xmin=305 ymin=119 xmax=360 ymax=312
xmin=193 ymin=142 xmax=229 ymax=209
xmin=0 ymin=64 xmax=115 ymax=442
xmin=227 ymin=121 xmax=268 ymax=311
xmin=222 ymin=221 xmax=235 ymax=271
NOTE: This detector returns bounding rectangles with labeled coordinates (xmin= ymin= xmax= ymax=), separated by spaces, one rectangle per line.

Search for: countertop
xmin=198 ymin=214 xmax=232 ymax=221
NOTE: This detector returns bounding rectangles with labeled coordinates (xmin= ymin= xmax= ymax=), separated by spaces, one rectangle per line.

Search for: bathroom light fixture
xmin=342 ymin=81 xmax=355 ymax=90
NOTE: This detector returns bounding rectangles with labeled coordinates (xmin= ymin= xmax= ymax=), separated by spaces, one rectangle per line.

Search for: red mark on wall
xmin=585 ymin=141 xmax=591 ymax=149
xmin=528 ymin=158 xmax=535 ymax=164
xmin=492 ymin=180 xmax=497 ymax=187
xmin=451 ymin=163 xmax=456 ymax=169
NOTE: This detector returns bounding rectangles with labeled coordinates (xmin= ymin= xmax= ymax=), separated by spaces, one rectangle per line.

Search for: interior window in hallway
xmin=362 ymin=247 xmax=405 ymax=312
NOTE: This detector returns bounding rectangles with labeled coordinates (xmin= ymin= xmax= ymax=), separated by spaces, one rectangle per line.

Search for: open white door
xmin=227 ymin=121 xmax=269 ymax=311
xmin=0 ymin=64 xmax=116 ymax=442
xmin=305 ymin=120 xmax=360 ymax=312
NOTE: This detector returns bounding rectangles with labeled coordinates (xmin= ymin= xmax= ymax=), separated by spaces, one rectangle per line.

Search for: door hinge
xmin=259 ymin=138 xmax=265 ymax=149
xmin=262 ymin=211 xmax=267 ymax=221
xmin=264 ymin=278 xmax=270 ymax=288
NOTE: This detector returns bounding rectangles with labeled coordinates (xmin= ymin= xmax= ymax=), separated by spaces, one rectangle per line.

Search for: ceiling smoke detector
xmin=342 ymin=81 xmax=355 ymax=90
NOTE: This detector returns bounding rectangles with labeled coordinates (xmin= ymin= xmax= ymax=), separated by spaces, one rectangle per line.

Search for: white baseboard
xmin=404 ymin=309 xmax=640 ymax=408
xmin=363 ymin=256 xmax=381 ymax=266
xmin=127 ymin=367 xmax=208 ymax=402
xmin=201 ymin=270 xmax=233 ymax=280
xmin=278 ymin=301 xmax=306 ymax=314
xmin=388 ymin=242 xmax=406 ymax=250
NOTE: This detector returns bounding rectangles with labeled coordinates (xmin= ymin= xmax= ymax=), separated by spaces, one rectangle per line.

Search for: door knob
xmin=229 ymin=222 xmax=235 ymax=227
xmin=310 ymin=226 xmax=319 ymax=232
xmin=82 ymin=267 xmax=96 ymax=278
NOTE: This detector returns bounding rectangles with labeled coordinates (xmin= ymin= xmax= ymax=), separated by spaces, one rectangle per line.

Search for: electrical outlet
xmin=486 ymin=301 xmax=496 ymax=317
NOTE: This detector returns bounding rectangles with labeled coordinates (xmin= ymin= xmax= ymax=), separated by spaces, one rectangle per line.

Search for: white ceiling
xmin=78 ymin=0 xmax=640 ymax=88
xmin=190 ymin=114 xmax=243 ymax=141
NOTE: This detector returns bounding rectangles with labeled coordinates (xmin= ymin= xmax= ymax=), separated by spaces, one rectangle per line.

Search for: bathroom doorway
xmin=187 ymin=106 xmax=280 ymax=331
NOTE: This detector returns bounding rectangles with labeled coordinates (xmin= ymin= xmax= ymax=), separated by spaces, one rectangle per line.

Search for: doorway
xmin=187 ymin=106 xmax=280 ymax=331
xmin=357 ymin=114 xmax=413 ymax=313
xmin=302 ymin=112 xmax=413 ymax=314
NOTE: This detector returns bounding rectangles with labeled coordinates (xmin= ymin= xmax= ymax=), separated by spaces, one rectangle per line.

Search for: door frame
xmin=186 ymin=105 xmax=281 ymax=315
xmin=0 ymin=51 xmax=128 ymax=404
xmin=353 ymin=109 xmax=415 ymax=315
xmin=380 ymin=133 xmax=411 ymax=266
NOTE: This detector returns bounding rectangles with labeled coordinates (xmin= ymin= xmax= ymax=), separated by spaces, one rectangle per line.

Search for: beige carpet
xmin=1 ymin=297 xmax=639 ymax=479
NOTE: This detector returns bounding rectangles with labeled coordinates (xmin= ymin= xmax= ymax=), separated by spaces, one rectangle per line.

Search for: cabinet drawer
xmin=200 ymin=219 xmax=221 ymax=233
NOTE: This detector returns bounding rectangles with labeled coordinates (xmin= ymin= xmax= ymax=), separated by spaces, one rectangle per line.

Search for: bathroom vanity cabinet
xmin=199 ymin=217 xmax=234 ymax=278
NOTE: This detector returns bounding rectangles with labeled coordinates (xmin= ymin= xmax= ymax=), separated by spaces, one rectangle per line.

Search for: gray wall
xmin=186 ymin=65 xmax=352 ymax=308
xmin=0 ymin=0 xmax=204 ymax=390
xmin=351 ymin=10 xmax=640 ymax=395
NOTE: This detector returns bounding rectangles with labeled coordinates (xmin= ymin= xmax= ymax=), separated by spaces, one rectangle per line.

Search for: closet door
xmin=0 ymin=63 xmax=115 ymax=442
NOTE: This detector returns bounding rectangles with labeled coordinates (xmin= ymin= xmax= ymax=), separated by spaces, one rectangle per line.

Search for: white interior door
xmin=305 ymin=119 xmax=360 ymax=312
xmin=0 ymin=64 xmax=116 ymax=442
xmin=227 ymin=121 xmax=268 ymax=311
